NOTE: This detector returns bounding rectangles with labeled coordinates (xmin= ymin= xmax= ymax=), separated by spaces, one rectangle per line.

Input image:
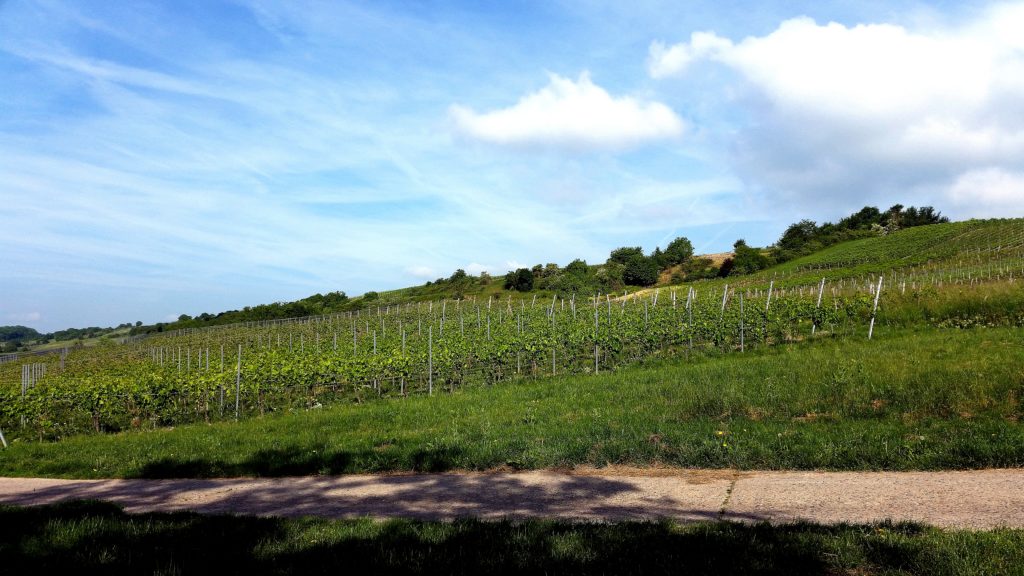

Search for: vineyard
xmin=760 ymin=218 xmax=1024 ymax=287
xmin=1 ymin=218 xmax=1022 ymax=442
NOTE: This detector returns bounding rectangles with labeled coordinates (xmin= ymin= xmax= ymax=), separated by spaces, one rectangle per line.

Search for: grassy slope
xmin=3 ymin=220 xmax=1024 ymax=569
xmin=4 ymin=501 xmax=1024 ymax=576
xmin=2 ymin=325 xmax=1021 ymax=479
xmin=765 ymin=218 xmax=1024 ymax=282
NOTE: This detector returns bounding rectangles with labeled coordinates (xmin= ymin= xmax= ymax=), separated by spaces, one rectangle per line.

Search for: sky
xmin=2 ymin=0 xmax=1023 ymax=332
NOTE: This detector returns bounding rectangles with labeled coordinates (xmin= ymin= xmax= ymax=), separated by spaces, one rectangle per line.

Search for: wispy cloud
xmin=4 ymin=0 xmax=1016 ymax=331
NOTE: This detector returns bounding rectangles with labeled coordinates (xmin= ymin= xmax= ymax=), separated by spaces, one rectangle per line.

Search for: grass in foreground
xmin=3 ymin=501 xmax=1024 ymax=575
xmin=1 ymin=326 xmax=1021 ymax=478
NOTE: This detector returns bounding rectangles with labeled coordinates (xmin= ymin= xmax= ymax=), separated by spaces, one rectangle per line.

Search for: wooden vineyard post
xmin=21 ymin=365 xmax=27 ymax=428
xmin=740 ymin=292 xmax=745 ymax=352
xmin=428 ymin=326 xmax=433 ymax=396
xmin=811 ymin=277 xmax=825 ymax=336
xmin=234 ymin=344 xmax=241 ymax=420
xmin=687 ymin=287 xmax=694 ymax=355
xmin=0 ymin=427 xmax=6 ymax=449
xmin=868 ymin=276 xmax=884 ymax=340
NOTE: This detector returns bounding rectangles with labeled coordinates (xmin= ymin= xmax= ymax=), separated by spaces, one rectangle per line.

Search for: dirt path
xmin=1 ymin=468 xmax=1021 ymax=529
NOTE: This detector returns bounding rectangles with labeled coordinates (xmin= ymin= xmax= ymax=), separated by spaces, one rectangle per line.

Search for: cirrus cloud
xmin=450 ymin=72 xmax=684 ymax=151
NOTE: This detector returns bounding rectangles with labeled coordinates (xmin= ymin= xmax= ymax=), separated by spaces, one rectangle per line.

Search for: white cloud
xmin=7 ymin=312 xmax=42 ymax=323
xmin=405 ymin=265 xmax=437 ymax=280
xmin=450 ymin=72 xmax=684 ymax=150
xmin=948 ymin=168 xmax=1024 ymax=216
xmin=649 ymin=4 xmax=1024 ymax=218
xmin=464 ymin=262 xmax=492 ymax=276
xmin=647 ymin=33 xmax=733 ymax=78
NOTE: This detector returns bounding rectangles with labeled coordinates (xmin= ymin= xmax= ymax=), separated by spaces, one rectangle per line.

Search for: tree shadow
xmin=0 ymin=501 xmax=948 ymax=575
xmin=131 ymin=444 xmax=470 ymax=478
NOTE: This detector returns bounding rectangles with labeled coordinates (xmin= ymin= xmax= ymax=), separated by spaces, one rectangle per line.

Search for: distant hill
xmin=22 ymin=204 xmax=1013 ymax=345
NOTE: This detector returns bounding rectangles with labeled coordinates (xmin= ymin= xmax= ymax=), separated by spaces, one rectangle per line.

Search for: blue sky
xmin=2 ymin=0 xmax=1023 ymax=331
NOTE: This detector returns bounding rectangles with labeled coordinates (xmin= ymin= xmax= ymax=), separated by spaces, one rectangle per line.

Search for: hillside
xmin=3 ymin=215 xmax=1023 ymax=440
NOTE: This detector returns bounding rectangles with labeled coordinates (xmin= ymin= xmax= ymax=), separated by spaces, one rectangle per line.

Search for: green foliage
xmin=622 ymin=255 xmax=658 ymax=286
xmin=682 ymin=257 xmax=718 ymax=282
xmin=563 ymin=258 xmax=589 ymax=276
xmin=773 ymin=204 xmax=950 ymax=263
xmin=5 ymin=502 xmax=1024 ymax=576
xmin=0 ymin=325 xmax=42 ymax=343
xmin=609 ymin=246 xmax=661 ymax=287
xmin=3 ymin=326 xmax=1024 ymax=476
xmin=663 ymin=236 xmax=695 ymax=266
xmin=134 ymin=291 xmax=352 ymax=335
xmin=504 ymin=268 xmax=535 ymax=292
xmin=608 ymin=247 xmax=645 ymax=265
xmin=729 ymin=240 xmax=771 ymax=275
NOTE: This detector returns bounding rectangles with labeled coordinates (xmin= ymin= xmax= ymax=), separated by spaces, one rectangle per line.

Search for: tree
xmin=663 ymin=236 xmax=694 ymax=266
xmin=731 ymin=239 xmax=770 ymax=275
xmin=623 ymin=255 xmax=658 ymax=286
xmin=717 ymin=258 xmax=735 ymax=278
xmin=564 ymin=259 xmax=589 ymax=276
xmin=504 ymin=268 xmax=534 ymax=292
xmin=778 ymin=220 xmax=818 ymax=252
xmin=608 ymin=246 xmax=644 ymax=265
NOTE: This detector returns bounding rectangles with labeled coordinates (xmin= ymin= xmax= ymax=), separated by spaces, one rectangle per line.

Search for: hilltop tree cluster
xmin=773 ymin=204 xmax=947 ymax=263
xmin=0 ymin=323 xmax=144 ymax=352
xmin=132 ymin=291 xmax=351 ymax=336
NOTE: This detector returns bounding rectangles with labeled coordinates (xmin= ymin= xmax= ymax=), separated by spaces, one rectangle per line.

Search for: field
xmin=2 ymin=325 xmax=1021 ymax=478
xmin=2 ymin=219 xmax=1024 ymax=573
xmin=2 ymin=220 xmax=1023 ymax=442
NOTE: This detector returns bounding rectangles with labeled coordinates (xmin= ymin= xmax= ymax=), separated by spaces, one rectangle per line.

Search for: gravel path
xmin=1 ymin=468 xmax=1021 ymax=529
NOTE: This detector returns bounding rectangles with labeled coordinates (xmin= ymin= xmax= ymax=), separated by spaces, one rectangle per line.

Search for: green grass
xmin=2 ymin=501 xmax=1023 ymax=575
xmin=2 ymin=326 xmax=1021 ymax=478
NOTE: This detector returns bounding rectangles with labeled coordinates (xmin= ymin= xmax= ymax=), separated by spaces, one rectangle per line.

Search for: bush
xmin=503 ymin=268 xmax=534 ymax=292
xmin=664 ymin=236 xmax=694 ymax=266
xmin=623 ymin=256 xmax=658 ymax=286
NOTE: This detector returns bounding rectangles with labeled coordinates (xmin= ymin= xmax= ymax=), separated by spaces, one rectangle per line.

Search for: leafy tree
xmin=623 ymin=255 xmax=658 ymax=286
xmin=663 ymin=236 xmax=694 ymax=266
xmin=778 ymin=220 xmax=819 ymax=252
xmin=595 ymin=262 xmax=625 ymax=291
xmin=608 ymin=246 xmax=644 ymax=265
xmin=504 ymin=268 xmax=534 ymax=292
xmin=730 ymin=239 xmax=770 ymax=275
xmin=717 ymin=257 xmax=735 ymax=278
xmin=564 ymin=259 xmax=589 ymax=276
